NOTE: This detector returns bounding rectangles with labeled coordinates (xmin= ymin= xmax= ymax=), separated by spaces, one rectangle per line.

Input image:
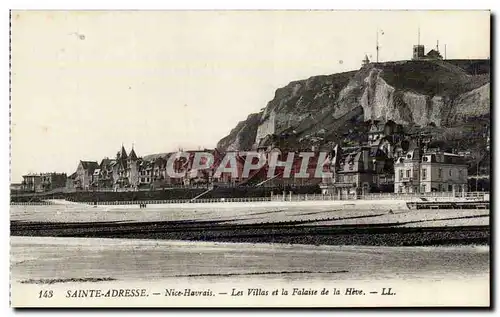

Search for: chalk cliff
xmin=217 ymin=59 xmax=490 ymax=152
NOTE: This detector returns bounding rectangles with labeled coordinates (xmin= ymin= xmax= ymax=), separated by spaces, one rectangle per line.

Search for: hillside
xmin=217 ymin=59 xmax=490 ymax=153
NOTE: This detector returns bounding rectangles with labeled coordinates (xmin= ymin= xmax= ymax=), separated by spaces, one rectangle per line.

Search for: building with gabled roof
xmin=80 ymin=161 xmax=99 ymax=171
xmin=73 ymin=160 xmax=99 ymax=190
xmin=97 ymin=158 xmax=116 ymax=189
xmin=321 ymin=143 xmax=395 ymax=197
xmin=66 ymin=172 xmax=77 ymax=191
xmin=425 ymin=49 xmax=443 ymax=60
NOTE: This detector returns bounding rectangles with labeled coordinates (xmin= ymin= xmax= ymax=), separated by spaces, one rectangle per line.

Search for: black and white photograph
xmin=9 ymin=10 xmax=491 ymax=307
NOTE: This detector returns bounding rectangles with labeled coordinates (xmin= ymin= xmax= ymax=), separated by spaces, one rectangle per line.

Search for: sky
xmin=10 ymin=10 xmax=490 ymax=182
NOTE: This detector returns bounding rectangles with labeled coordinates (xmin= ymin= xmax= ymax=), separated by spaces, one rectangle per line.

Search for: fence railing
xmin=81 ymin=197 xmax=274 ymax=205
xmin=271 ymin=191 xmax=489 ymax=202
xmin=10 ymin=201 xmax=55 ymax=206
xmin=11 ymin=197 xmax=275 ymax=206
xmin=10 ymin=191 xmax=489 ymax=206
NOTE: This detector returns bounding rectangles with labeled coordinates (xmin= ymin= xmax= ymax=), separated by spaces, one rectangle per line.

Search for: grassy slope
xmin=377 ymin=60 xmax=489 ymax=97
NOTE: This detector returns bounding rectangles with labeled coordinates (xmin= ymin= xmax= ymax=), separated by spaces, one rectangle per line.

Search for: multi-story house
xmin=394 ymin=148 xmax=468 ymax=193
xmin=184 ymin=150 xmax=216 ymax=186
xmin=150 ymin=150 xmax=192 ymax=186
xmin=138 ymin=159 xmax=154 ymax=187
xmin=324 ymin=144 xmax=394 ymax=197
xmin=268 ymin=148 xmax=326 ymax=187
xmin=112 ymin=146 xmax=139 ymax=189
xmin=152 ymin=155 xmax=184 ymax=187
xmin=420 ymin=151 xmax=468 ymax=193
xmin=332 ymin=148 xmax=372 ymax=197
xmin=112 ymin=146 xmax=127 ymax=188
xmin=212 ymin=150 xmax=245 ymax=186
xmin=128 ymin=148 xmax=139 ymax=187
xmin=21 ymin=173 xmax=42 ymax=192
xmin=139 ymin=153 xmax=185 ymax=188
xmin=66 ymin=172 xmax=77 ymax=191
xmin=393 ymin=148 xmax=422 ymax=193
xmin=97 ymin=158 xmax=115 ymax=188
xmin=40 ymin=172 xmax=67 ymax=191
xmin=367 ymin=121 xmax=386 ymax=147
xmin=151 ymin=156 xmax=166 ymax=185
xmin=367 ymin=120 xmax=405 ymax=156
xmin=73 ymin=161 xmax=99 ymax=190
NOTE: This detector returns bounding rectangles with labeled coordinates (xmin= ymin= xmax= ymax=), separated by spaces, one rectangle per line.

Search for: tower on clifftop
xmin=413 ymin=45 xmax=425 ymax=60
xmin=412 ymin=27 xmax=425 ymax=60
xmin=412 ymin=28 xmax=443 ymax=61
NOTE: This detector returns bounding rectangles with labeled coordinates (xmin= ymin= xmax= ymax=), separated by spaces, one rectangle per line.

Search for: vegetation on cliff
xmin=217 ymin=59 xmax=490 ymax=159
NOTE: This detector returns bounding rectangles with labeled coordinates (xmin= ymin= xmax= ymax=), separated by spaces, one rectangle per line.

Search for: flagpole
xmin=376 ymin=29 xmax=379 ymax=63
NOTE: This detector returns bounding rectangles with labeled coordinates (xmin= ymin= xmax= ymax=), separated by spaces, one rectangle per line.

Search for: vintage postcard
xmin=10 ymin=10 xmax=491 ymax=308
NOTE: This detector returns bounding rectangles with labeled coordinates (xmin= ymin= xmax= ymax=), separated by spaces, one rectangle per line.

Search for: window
xmin=421 ymin=185 xmax=426 ymax=193
xmin=399 ymin=170 xmax=403 ymax=181
xmin=398 ymin=186 xmax=403 ymax=193
xmin=449 ymin=169 xmax=452 ymax=177
xmin=406 ymin=169 xmax=411 ymax=178
xmin=448 ymin=184 xmax=453 ymax=192
xmin=422 ymin=168 xmax=427 ymax=180
xmin=438 ymin=168 xmax=443 ymax=178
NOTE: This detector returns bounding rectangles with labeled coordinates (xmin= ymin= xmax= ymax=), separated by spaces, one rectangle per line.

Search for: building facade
xmin=322 ymin=144 xmax=394 ymax=197
xmin=111 ymin=146 xmax=140 ymax=189
xmin=393 ymin=148 xmax=422 ymax=193
xmin=40 ymin=173 xmax=67 ymax=191
xmin=332 ymin=148 xmax=372 ymax=197
xmin=73 ymin=161 xmax=100 ymax=190
xmin=21 ymin=172 xmax=67 ymax=192
xmin=394 ymin=149 xmax=468 ymax=193
xmin=21 ymin=174 xmax=42 ymax=192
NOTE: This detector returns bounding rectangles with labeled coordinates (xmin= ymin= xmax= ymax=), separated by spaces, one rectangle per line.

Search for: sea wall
xmin=10 ymin=185 xmax=322 ymax=203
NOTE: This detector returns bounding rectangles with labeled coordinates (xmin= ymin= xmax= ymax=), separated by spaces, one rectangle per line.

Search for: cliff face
xmin=217 ymin=113 xmax=262 ymax=151
xmin=217 ymin=59 xmax=490 ymax=151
